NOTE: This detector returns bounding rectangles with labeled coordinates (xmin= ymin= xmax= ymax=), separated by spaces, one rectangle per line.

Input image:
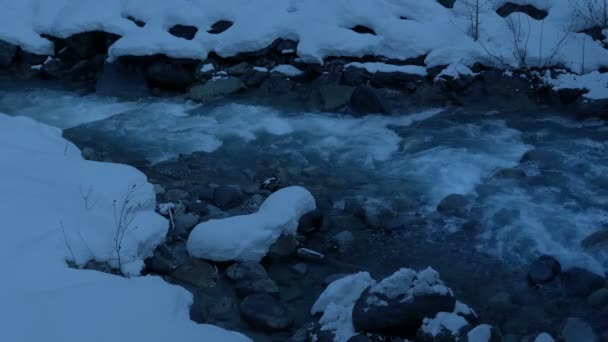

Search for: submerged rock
xmin=188 ymin=77 xmax=246 ymax=101
xmin=561 ymin=267 xmax=606 ymax=297
xmin=212 ymin=185 xmax=245 ymax=210
xmin=527 ymin=255 xmax=561 ymax=285
xmin=240 ymin=294 xmax=294 ymax=331
xmin=581 ymin=229 xmax=608 ymax=249
xmin=437 ymin=194 xmax=469 ymax=217
xmin=349 ymin=85 xmax=389 ymax=115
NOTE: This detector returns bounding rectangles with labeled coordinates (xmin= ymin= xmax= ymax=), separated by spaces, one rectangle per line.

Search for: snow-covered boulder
xmin=311 ymin=272 xmax=377 ymax=342
xmin=352 ymin=267 xmax=456 ymax=336
xmin=187 ymin=186 xmax=316 ymax=262
xmin=417 ymin=312 xmax=470 ymax=341
xmin=0 ymin=113 xmax=250 ymax=342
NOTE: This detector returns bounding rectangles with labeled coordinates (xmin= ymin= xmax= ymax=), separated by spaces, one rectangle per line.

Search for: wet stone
xmin=240 ymin=294 xmax=294 ymax=331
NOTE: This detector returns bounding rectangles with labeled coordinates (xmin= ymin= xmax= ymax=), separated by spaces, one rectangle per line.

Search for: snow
xmin=346 ymin=62 xmax=428 ymax=76
xmin=420 ymin=312 xmax=468 ymax=337
xmin=187 ymin=186 xmax=316 ymax=262
xmin=535 ymin=333 xmax=555 ymax=342
xmin=466 ymin=324 xmax=493 ymax=342
xmin=368 ymin=267 xmax=453 ymax=303
xmin=311 ymin=272 xmax=376 ymax=342
xmin=271 ymin=64 xmax=304 ymax=77
xmin=1 ymin=0 xmax=607 ymax=76
xmin=253 ymin=66 xmax=269 ymax=72
xmin=454 ymin=300 xmax=478 ymax=318
xmin=548 ymin=71 xmax=608 ymax=100
xmin=436 ymin=63 xmax=477 ymax=80
xmin=0 ymin=113 xmax=250 ymax=341
xmin=200 ymin=63 xmax=214 ymax=72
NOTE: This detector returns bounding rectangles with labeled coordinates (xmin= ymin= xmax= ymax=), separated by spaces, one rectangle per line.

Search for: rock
xmin=208 ymin=20 xmax=233 ymax=34
xmin=65 ymin=31 xmax=120 ymax=59
xmin=298 ymin=208 xmax=324 ymax=234
xmin=174 ymin=213 xmax=199 ymax=235
xmin=463 ymin=324 xmax=501 ymax=342
xmin=171 ymin=259 xmax=217 ymax=288
xmin=436 ymin=0 xmax=455 ymax=9
xmin=342 ymin=66 xmax=370 ymax=86
xmin=347 ymin=334 xmax=372 ymax=342
xmin=212 ymin=185 xmax=245 ymax=210
xmin=226 ymin=262 xmax=268 ymax=281
xmin=520 ymin=149 xmax=561 ymax=169
xmin=581 ymin=229 xmax=608 ymax=249
xmin=236 ymin=276 xmax=280 ymax=297
xmin=267 ymin=234 xmax=298 ymax=259
xmin=16 ymin=50 xmax=48 ymax=65
xmin=164 ymin=188 xmax=190 ymax=202
xmin=260 ymin=76 xmax=296 ymax=94
xmin=352 ymin=268 xmax=455 ymax=337
xmin=496 ymin=2 xmax=549 ymax=20
xmin=372 ymin=71 xmax=425 ymax=88
xmin=561 ymin=317 xmax=597 ymax=342
xmin=290 ymin=263 xmax=308 ymax=276
xmin=168 ymin=25 xmax=198 ymax=40
xmin=527 ymin=255 xmax=561 ymax=285
xmin=318 ymin=84 xmax=354 ymax=111
xmin=494 ymin=168 xmax=526 ymax=180
xmin=329 ymin=231 xmax=354 ymax=254
xmin=349 ymin=85 xmax=389 ymax=115
xmin=228 ymin=62 xmax=251 ymax=76
xmin=557 ymin=88 xmax=588 ymax=105
xmin=240 ymin=294 xmax=294 ymax=331
xmin=488 ymin=291 xmax=515 ymax=312
xmin=145 ymin=62 xmax=195 ymax=88
xmin=188 ymin=77 xmax=246 ymax=101
xmin=146 ymin=242 xmax=189 ymax=275
xmin=96 ymin=61 xmax=148 ymax=98
xmin=561 ymin=268 xmax=606 ymax=297
xmin=0 ymin=40 xmax=18 ymax=67
xmin=587 ymin=288 xmax=608 ymax=309
xmin=241 ymin=68 xmax=270 ymax=87
xmin=437 ymin=194 xmax=469 ymax=217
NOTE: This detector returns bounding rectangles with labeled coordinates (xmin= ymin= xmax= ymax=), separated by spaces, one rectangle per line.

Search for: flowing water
xmin=1 ymin=85 xmax=607 ymax=336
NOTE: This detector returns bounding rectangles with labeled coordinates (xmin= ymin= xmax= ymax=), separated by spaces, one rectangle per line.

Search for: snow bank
xmin=0 ymin=113 xmax=250 ymax=342
xmin=187 ymin=186 xmax=316 ymax=262
xmin=548 ymin=71 xmax=608 ymax=100
xmin=1 ymin=0 xmax=607 ymax=74
xmin=311 ymin=272 xmax=376 ymax=342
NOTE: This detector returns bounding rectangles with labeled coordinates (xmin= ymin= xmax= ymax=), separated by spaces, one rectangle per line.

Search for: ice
xmin=311 ymin=272 xmax=376 ymax=342
xmin=187 ymin=186 xmax=316 ymax=262
xmin=0 ymin=113 xmax=250 ymax=342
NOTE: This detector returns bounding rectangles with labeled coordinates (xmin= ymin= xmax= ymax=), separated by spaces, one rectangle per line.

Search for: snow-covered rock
xmin=311 ymin=272 xmax=377 ymax=342
xmin=271 ymin=64 xmax=304 ymax=77
xmin=418 ymin=312 xmax=469 ymax=340
xmin=187 ymin=186 xmax=316 ymax=262
xmin=0 ymin=113 xmax=250 ymax=342
xmin=547 ymin=71 xmax=608 ymax=100
xmin=352 ymin=267 xmax=456 ymax=336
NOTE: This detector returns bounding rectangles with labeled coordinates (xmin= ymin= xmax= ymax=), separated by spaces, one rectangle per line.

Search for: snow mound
xmin=420 ymin=312 xmax=468 ymax=337
xmin=1 ymin=0 xmax=607 ymax=74
xmin=187 ymin=186 xmax=316 ymax=262
xmin=368 ymin=267 xmax=453 ymax=302
xmin=311 ymin=272 xmax=377 ymax=342
xmin=0 ymin=113 xmax=250 ymax=341
xmin=548 ymin=71 xmax=608 ymax=100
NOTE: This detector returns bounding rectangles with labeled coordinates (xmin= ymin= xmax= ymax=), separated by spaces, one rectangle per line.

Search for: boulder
xmin=0 ymin=40 xmax=17 ymax=67
xmin=145 ymin=62 xmax=196 ymax=88
xmin=329 ymin=231 xmax=354 ymax=254
xmin=436 ymin=0 xmax=456 ymax=9
xmin=65 ymin=31 xmax=121 ymax=59
xmin=267 ymin=233 xmax=298 ymax=259
xmin=240 ymin=294 xmax=294 ymax=331
xmin=318 ymin=84 xmax=354 ymax=111
xmin=372 ymin=71 xmax=425 ymax=88
xmin=437 ymin=194 xmax=469 ymax=217
xmin=496 ymin=3 xmax=549 ymax=20
xmin=527 ymin=255 xmax=561 ymax=285
xmin=188 ymin=77 xmax=246 ymax=101
xmin=587 ymin=288 xmax=608 ymax=309
xmin=226 ymin=262 xmax=268 ymax=281
xmin=561 ymin=267 xmax=606 ymax=297
xmin=212 ymin=185 xmax=245 ymax=210
xmin=297 ymin=208 xmax=324 ymax=234
xmin=349 ymin=85 xmax=389 ymax=115
xmin=170 ymin=258 xmax=217 ymax=288
xmin=208 ymin=20 xmax=234 ymax=34
xmin=581 ymin=229 xmax=608 ymax=249
xmin=352 ymin=268 xmax=455 ymax=337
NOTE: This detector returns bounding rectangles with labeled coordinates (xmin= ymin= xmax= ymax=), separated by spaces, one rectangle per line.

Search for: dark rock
xmin=127 ymin=16 xmax=145 ymax=27
xmin=561 ymin=267 xmax=606 ymax=297
xmin=212 ymin=185 xmax=245 ymax=210
xmin=16 ymin=49 xmax=48 ymax=65
xmin=173 ymin=212 xmax=199 ymax=236
xmin=188 ymin=77 xmax=246 ymax=101
xmin=329 ymin=231 xmax=354 ymax=254
xmin=96 ymin=61 xmax=149 ymax=97
xmin=0 ymin=40 xmax=18 ymax=67
xmin=290 ymin=263 xmax=308 ymax=276
xmin=527 ymin=255 xmax=561 ymax=285
xmin=587 ymin=288 xmax=608 ymax=309
xmin=581 ymin=229 xmax=608 ymax=249
xmin=349 ymin=85 xmax=389 ymax=115
xmin=496 ymin=2 xmax=549 ymax=20
xmin=347 ymin=334 xmax=372 ymax=342
xmin=169 ymin=25 xmax=198 ymax=40
xmin=318 ymin=84 xmax=354 ymax=111
xmin=171 ymin=258 xmax=217 ymax=288
xmin=437 ymin=194 xmax=469 ymax=217
xmin=236 ymin=277 xmax=280 ymax=297
xmin=65 ymin=31 xmax=121 ymax=59
xmin=557 ymin=88 xmax=588 ymax=105
xmin=561 ymin=317 xmax=597 ymax=342
xmin=298 ymin=208 xmax=324 ymax=234
xmin=267 ymin=234 xmax=298 ymax=259
xmin=436 ymin=0 xmax=455 ymax=9
xmin=494 ymin=168 xmax=526 ymax=180
xmin=520 ymin=148 xmax=562 ymax=168
xmin=164 ymin=188 xmax=190 ymax=202
xmin=260 ymin=76 xmax=296 ymax=94
xmin=226 ymin=262 xmax=268 ymax=281
xmin=342 ymin=66 xmax=371 ymax=86
xmin=227 ymin=62 xmax=251 ymax=76
xmin=372 ymin=71 xmax=425 ymax=88
xmin=240 ymin=294 xmax=294 ymax=331
xmin=350 ymin=25 xmax=376 ymax=35
xmin=146 ymin=242 xmax=189 ymax=275
xmin=208 ymin=20 xmax=234 ymax=34
xmin=145 ymin=62 xmax=196 ymax=89
xmin=488 ymin=291 xmax=516 ymax=312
